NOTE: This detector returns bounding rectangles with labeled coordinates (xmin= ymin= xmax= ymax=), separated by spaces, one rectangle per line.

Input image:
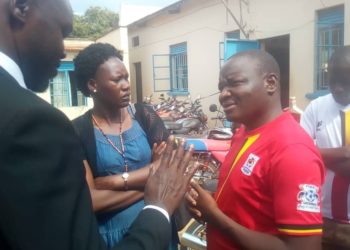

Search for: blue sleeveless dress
xmin=94 ymin=107 xmax=178 ymax=249
xmin=94 ymin=115 xmax=151 ymax=247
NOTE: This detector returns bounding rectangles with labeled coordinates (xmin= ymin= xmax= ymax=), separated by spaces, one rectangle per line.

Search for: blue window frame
xmin=49 ymin=61 xmax=87 ymax=107
xmin=219 ymin=31 xmax=241 ymax=68
xmin=152 ymin=54 xmax=171 ymax=92
xmin=169 ymin=42 xmax=188 ymax=93
xmin=224 ymin=39 xmax=259 ymax=61
xmin=315 ymin=5 xmax=344 ymax=90
xmin=152 ymin=42 xmax=189 ymax=95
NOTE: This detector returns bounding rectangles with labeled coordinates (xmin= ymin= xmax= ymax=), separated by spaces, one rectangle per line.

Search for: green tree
xmin=69 ymin=6 xmax=119 ymax=39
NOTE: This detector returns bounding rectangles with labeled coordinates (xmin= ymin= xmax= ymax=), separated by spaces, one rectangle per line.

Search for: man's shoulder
xmin=268 ymin=114 xmax=317 ymax=150
xmin=0 ymin=75 xmax=69 ymax=129
xmin=72 ymin=109 xmax=90 ymax=123
xmin=302 ymin=94 xmax=335 ymax=122
xmin=0 ymin=72 xmax=49 ymax=107
xmin=71 ymin=110 xmax=92 ymax=135
xmin=309 ymin=93 xmax=333 ymax=108
xmin=0 ymin=85 xmax=59 ymax=115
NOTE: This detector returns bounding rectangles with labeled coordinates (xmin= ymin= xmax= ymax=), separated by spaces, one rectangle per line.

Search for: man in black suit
xmin=0 ymin=0 xmax=196 ymax=249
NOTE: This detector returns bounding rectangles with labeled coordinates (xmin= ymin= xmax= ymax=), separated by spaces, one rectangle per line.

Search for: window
xmin=132 ymin=36 xmax=140 ymax=47
xmin=152 ymin=42 xmax=188 ymax=94
xmin=220 ymin=31 xmax=241 ymax=68
xmin=169 ymin=42 xmax=188 ymax=92
xmin=219 ymin=42 xmax=225 ymax=68
xmin=49 ymin=62 xmax=87 ymax=108
xmin=315 ymin=5 xmax=344 ymax=90
xmin=225 ymin=30 xmax=240 ymax=39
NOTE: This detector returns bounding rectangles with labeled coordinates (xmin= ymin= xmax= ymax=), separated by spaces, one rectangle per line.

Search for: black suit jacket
xmin=0 ymin=67 xmax=170 ymax=249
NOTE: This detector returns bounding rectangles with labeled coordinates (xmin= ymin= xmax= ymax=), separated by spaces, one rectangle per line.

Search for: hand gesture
xmin=144 ymin=136 xmax=198 ymax=215
xmin=151 ymin=141 xmax=167 ymax=162
xmin=186 ymin=180 xmax=219 ymax=225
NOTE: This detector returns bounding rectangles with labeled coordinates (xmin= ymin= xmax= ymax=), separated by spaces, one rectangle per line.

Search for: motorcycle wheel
xmin=178 ymin=219 xmax=206 ymax=250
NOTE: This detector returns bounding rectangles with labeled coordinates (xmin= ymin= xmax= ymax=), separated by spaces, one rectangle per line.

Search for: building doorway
xmin=261 ymin=35 xmax=290 ymax=108
xmin=134 ymin=62 xmax=143 ymax=103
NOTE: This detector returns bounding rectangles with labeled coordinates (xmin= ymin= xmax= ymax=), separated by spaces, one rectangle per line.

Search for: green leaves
xmin=69 ymin=7 xmax=119 ymax=39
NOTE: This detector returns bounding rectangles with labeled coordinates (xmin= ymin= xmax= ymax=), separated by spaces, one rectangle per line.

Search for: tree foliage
xmin=69 ymin=7 xmax=119 ymax=39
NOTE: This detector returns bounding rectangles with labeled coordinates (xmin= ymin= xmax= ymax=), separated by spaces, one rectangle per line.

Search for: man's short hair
xmin=328 ymin=45 xmax=350 ymax=70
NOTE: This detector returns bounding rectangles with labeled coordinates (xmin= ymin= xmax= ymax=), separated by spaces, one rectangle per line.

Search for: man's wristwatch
xmin=122 ymin=172 xmax=129 ymax=190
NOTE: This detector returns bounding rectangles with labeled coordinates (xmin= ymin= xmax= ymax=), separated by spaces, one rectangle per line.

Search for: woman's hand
xmin=152 ymin=141 xmax=167 ymax=162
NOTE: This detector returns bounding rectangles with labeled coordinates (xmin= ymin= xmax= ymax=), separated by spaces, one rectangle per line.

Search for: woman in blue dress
xmin=72 ymin=43 xmax=177 ymax=248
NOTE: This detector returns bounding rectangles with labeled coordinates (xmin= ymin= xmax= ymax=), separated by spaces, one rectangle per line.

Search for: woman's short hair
xmin=73 ymin=43 xmax=123 ymax=96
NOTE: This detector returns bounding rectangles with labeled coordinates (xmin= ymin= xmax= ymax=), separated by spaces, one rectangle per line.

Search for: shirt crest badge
xmin=241 ymin=153 xmax=260 ymax=176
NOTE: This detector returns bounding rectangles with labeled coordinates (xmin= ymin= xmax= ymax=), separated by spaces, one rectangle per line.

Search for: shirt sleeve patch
xmin=297 ymin=184 xmax=320 ymax=213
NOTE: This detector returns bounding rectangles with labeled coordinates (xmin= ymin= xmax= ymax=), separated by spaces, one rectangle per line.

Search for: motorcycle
xmin=176 ymin=132 xmax=232 ymax=250
xmin=156 ymin=95 xmax=208 ymax=135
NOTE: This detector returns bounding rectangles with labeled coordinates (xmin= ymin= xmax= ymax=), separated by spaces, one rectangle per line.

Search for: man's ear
xmin=9 ymin=0 xmax=30 ymax=24
xmin=264 ymin=73 xmax=278 ymax=95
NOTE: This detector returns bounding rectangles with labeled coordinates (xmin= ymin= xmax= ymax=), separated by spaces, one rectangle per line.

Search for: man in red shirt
xmin=187 ymin=50 xmax=324 ymax=250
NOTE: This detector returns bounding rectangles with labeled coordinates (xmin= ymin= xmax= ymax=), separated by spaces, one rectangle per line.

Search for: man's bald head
xmin=219 ymin=50 xmax=283 ymax=130
xmin=227 ymin=50 xmax=281 ymax=82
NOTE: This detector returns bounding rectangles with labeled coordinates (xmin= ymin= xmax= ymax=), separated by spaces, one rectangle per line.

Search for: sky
xmin=70 ymin=0 xmax=179 ymax=14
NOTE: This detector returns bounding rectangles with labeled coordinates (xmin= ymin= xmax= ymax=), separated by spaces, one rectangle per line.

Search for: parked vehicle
xmin=154 ymin=94 xmax=208 ymax=135
xmin=209 ymin=103 xmax=242 ymax=134
xmin=143 ymin=94 xmax=153 ymax=105
xmin=177 ymin=134 xmax=231 ymax=250
xmin=209 ymin=103 xmax=234 ymax=128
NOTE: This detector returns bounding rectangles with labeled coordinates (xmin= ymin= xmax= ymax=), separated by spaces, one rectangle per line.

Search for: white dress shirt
xmin=144 ymin=205 xmax=170 ymax=222
xmin=0 ymin=51 xmax=27 ymax=89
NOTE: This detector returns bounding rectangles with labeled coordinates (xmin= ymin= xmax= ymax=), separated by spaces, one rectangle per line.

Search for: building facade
xmin=127 ymin=0 xmax=350 ymax=122
xmin=42 ymin=4 xmax=161 ymax=120
xmin=37 ymin=39 xmax=94 ymax=120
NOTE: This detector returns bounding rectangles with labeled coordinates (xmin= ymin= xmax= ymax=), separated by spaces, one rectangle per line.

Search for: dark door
xmin=261 ymin=35 xmax=290 ymax=108
xmin=134 ymin=62 xmax=143 ymax=103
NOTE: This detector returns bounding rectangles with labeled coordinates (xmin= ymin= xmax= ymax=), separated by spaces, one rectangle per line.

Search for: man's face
xmin=218 ymin=56 xmax=268 ymax=125
xmin=17 ymin=0 xmax=73 ymax=92
xmin=329 ymin=55 xmax=350 ymax=106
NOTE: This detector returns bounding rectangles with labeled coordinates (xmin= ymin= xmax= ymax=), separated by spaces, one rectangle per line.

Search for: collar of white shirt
xmin=0 ymin=51 xmax=27 ymax=89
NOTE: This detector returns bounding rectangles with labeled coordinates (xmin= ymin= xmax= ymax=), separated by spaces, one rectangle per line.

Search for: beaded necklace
xmin=92 ymin=114 xmax=128 ymax=173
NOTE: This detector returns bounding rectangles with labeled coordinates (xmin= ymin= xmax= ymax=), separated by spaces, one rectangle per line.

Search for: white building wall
xmin=37 ymin=47 xmax=94 ymax=120
xmin=97 ymin=28 xmax=128 ymax=70
xmin=129 ymin=0 xmax=238 ymax=118
xmin=345 ymin=0 xmax=350 ymax=43
xmin=97 ymin=29 xmax=121 ymax=48
xmin=245 ymin=0 xmax=346 ymax=108
xmin=96 ymin=4 xmax=162 ymax=97
xmin=128 ymin=0 xmax=349 ymax=121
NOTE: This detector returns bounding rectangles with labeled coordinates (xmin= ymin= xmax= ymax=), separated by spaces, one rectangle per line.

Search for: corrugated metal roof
xmin=127 ymin=0 xmax=185 ymax=28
